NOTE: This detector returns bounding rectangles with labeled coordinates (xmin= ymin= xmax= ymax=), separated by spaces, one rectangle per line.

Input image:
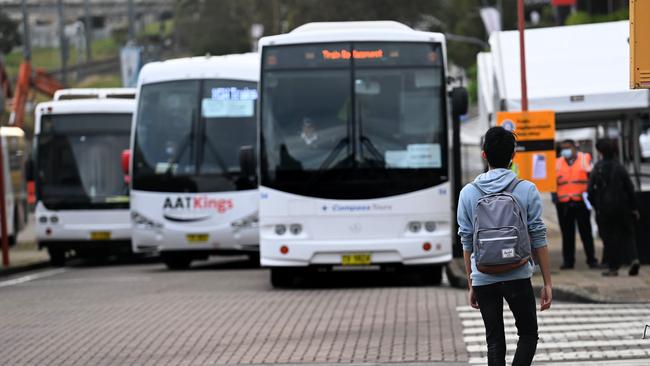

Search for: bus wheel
xmin=421 ymin=265 xmax=443 ymax=286
xmin=162 ymin=254 xmax=192 ymax=270
xmin=48 ymin=248 xmax=66 ymax=267
xmin=270 ymin=268 xmax=294 ymax=288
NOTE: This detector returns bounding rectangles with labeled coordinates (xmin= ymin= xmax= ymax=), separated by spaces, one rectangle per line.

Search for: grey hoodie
xmin=457 ymin=168 xmax=547 ymax=286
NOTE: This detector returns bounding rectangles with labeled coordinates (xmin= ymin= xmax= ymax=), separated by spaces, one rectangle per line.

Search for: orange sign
xmin=497 ymin=110 xmax=557 ymax=192
xmin=321 ymin=49 xmax=384 ymax=60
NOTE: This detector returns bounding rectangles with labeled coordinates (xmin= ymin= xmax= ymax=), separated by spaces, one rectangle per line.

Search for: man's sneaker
xmin=602 ymin=270 xmax=618 ymax=277
xmin=629 ymin=261 xmax=640 ymax=276
xmin=588 ymin=262 xmax=599 ymax=269
xmin=560 ymin=264 xmax=574 ymax=270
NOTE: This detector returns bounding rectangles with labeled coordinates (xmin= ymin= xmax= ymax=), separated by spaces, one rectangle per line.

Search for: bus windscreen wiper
xmin=203 ymin=135 xmax=233 ymax=179
xmin=360 ymin=135 xmax=386 ymax=167
xmin=164 ymin=132 xmax=193 ymax=176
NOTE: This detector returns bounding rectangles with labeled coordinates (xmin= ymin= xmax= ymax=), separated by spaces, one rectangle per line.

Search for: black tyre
xmin=162 ymin=254 xmax=192 ymax=270
xmin=421 ymin=264 xmax=443 ymax=286
xmin=247 ymin=252 xmax=260 ymax=266
xmin=48 ymin=247 xmax=66 ymax=267
xmin=270 ymin=267 xmax=294 ymax=288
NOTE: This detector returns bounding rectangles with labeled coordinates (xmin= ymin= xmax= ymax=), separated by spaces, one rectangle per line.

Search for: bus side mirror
xmin=451 ymin=87 xmax=469 ymax=119
xmin=239 ymin=145 xmax=256 ymax=179
xmin=121 ymin=149 xmax=131 ymax=184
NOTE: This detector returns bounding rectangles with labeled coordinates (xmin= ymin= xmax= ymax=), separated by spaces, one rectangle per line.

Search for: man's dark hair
xmin=561 ymin=139 xmax=577 ymax=147
xmin=596 ymin=138 xmax=617 ymax=159
xmin=483 ymin=126 xmax=516 ymax=168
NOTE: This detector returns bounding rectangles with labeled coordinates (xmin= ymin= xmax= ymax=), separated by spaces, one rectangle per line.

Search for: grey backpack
xmin=471 ymin=179 xmax=532 ymax=274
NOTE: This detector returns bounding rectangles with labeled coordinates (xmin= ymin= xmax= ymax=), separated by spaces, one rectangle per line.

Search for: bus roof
xmin=53 ymin=88 xmax=136 ymax=101
xmin=138 ymin=53 xmax=260 ymax=86
xmin=0 ymin=126 xmax=25 ymax=137
xmin=259 ymin=21 xmax=445 ymax=47
xmin=34 ymin=99 xmax=135 ymax=134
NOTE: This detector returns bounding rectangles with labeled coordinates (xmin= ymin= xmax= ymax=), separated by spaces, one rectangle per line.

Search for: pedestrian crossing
xmin=457 ymin=303 xmax=650 ymax=364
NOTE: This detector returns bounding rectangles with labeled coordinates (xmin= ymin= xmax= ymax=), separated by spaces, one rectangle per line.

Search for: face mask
xmin=561 ymin=149 xmax=573 ymax=159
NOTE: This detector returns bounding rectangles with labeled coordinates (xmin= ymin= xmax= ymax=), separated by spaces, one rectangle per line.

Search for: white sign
xmin=202 ymin=99 xmax=254 ymax=118
xmin=385 ymin=143 xmax=442 ymax=168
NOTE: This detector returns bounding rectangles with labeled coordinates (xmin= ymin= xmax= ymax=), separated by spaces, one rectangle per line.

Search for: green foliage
xmin=467 ymin=63 xmax=478 ymax=104
xmin=566 ymin=8 xmax=629 ymax=25
xmin=0 ymin=9 xmax=21 ymax=55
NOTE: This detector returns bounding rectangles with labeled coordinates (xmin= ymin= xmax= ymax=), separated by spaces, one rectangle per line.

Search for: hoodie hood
xmin=473 ymin=168 xmax=517 ymax=194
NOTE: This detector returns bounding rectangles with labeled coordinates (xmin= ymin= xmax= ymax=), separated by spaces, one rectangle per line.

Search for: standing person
xmin=458 ymin=127 xmax=553 ymax=366
xmin=588 ymin=139 xmax=641 ymax=277
xmin=555 ymin=140 xmax=598 ymax=269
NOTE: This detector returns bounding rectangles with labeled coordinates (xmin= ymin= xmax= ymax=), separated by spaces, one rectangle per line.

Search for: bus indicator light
xmin=423 ymin=242 xmax=432 ymax=252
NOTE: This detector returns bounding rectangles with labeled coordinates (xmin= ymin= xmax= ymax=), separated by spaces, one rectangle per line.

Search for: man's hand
xmin=468 ymin=288 xmax=479 ymax=309
xmin=540 ymin=285 xmax=552 ymax=311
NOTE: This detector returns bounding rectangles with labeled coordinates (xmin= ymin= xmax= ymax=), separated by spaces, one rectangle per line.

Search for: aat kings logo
xmin=163 ymin=196 xmax=234 ymax=214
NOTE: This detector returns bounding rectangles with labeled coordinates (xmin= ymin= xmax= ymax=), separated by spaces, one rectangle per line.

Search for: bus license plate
xmin=186 ymin=234 xmax=209 ymax=243
xmin=90 ymin=231 xmax=111 ymax=241
xmin=341 ymin=253 xmax=372 ymax=266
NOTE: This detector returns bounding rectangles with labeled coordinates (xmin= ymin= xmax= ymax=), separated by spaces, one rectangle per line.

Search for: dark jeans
xmin=557 ymin=201 xmax=597 ymax=266
xmin=474 ymin=279 xmax=538 ymax=366
xmin=597 ymin=213 xmax=639 ymax=271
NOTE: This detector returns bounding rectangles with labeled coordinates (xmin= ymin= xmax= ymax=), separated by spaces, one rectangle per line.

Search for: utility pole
xmin=128 ymin=0 xmax=136 ymax=41
xmin=57 ymin=0 xmax=68 ymax=85
xmin=517 ymin=0 xmax=528 ymax=111
xmin=84 ymin=0 xmax=93 ymax=61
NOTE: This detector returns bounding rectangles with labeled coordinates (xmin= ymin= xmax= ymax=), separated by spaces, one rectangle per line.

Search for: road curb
xmin=0 ymin=260 xmax=51 ymax=278
xmin=446 ymin=258 xmax=612 ymax=304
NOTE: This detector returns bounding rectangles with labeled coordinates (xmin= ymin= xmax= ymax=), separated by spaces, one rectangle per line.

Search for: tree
xmin=0 ymin=10 xmax=21 ymax=55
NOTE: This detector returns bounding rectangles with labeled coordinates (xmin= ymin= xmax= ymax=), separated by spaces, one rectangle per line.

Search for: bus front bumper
xmin=260 ymin=237 xmax=452 ymax=267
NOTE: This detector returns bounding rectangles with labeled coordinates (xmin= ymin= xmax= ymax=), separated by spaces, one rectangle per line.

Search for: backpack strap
xmin=470 ymin=183 xmax=487 ymax=196
xmin=504 ymin=178 xmax=522 ymax=193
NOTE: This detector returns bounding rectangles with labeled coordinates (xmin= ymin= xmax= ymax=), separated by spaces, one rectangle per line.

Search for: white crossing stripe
xmin=0 ymin=268 xmax=67 ymax=288
xmin=458 ymin=303 xmax=650 ymax=365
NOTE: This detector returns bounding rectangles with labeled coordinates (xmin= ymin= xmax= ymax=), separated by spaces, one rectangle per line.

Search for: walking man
xmin=458 ymin=127 xmax=553 ymax=366
xmin=588 ymin=139 xmax=641 ymax=277
xmin=555 ymin=139 xmax=598 ymax=269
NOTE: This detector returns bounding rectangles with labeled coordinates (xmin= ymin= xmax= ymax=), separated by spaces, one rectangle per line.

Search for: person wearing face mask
xmin=555 ymin=140 xmax=598 ymax=270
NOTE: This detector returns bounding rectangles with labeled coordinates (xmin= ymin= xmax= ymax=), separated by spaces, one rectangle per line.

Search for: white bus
xmin=258 ymin=21 xmax=467 ymax=287
xmin=34 ymin=90 xmax=135 ymax=265
xmin=0 ymin=133 xmax=17 ymax=245
xmin=129 ymin=54 xmax=260 ymax=269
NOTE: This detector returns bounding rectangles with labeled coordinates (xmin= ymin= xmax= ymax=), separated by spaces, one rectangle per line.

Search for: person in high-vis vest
xmin=555 ymin=140 xmax=598 ymax=269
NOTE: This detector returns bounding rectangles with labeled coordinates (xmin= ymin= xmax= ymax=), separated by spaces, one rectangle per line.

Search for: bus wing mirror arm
xmin=239 ymin=145 xmax=256 ymax=180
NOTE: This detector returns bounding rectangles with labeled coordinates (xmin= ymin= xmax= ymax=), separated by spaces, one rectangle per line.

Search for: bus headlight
xmin=50 ymin=215 xmax=59 ymax=224
xmin=131 ymin=211 xmax=163 ymax=230
xmin=424 ymin=221 xmax=436 ymax=232
xmin=274 ymin=224 xmax=287 ymax=235
xmin=38 ymin=216 xmax=48 ymax=224
xmin=408 ymin=221 xmax=422 ymax=233
xmin=289 ymin=224 xmax=302 ymax=235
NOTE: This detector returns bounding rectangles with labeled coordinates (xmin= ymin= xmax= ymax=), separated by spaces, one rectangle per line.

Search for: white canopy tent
xmin=481 ymin=20 xmax=650 ymax=126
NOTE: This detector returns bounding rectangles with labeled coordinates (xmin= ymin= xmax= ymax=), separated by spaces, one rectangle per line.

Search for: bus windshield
xmin=260 ymin=42 xmax=448 ymax=199
xmin=132 ymin=79 xmax=258 ymax=193
xmin=37 ymin=114 xmax=131 ymax=209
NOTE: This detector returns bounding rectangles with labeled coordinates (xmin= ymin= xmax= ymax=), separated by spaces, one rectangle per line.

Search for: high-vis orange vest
xmin=556 ymin=152 xmax=592 ymax=203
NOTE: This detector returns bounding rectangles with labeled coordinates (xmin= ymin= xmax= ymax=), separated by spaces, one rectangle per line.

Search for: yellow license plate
xmin=341 ymin=253 xmax=372 ymax=266
xmin=186 ymin=234 xmax=209 ymax=243
xmin=90 ymin=231 xmax=111 ymax=241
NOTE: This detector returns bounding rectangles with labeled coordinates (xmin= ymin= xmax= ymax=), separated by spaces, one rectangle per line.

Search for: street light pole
xmin=57 ymin=0 xmax=68 ymax=85
xmin=21 ymin=0 xmax=31 ymax=61
xmin=128 ymin=0 xmax=136 ymax=41
xmin=84 ymin=0 xmax=93 ymax=61
xmin=517 ymin=0 xmax=529 ymax=111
